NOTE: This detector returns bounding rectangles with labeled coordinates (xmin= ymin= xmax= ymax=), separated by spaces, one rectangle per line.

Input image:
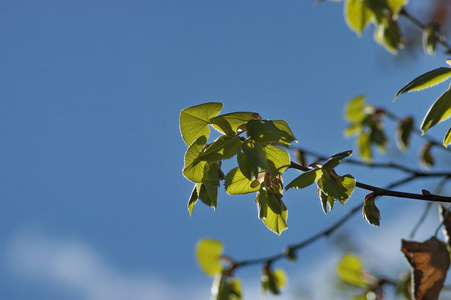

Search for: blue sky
xmin=2 ymin=1 xmax=451 ymax=299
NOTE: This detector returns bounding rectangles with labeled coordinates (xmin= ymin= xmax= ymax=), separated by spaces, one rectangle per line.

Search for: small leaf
xmin=256 ymin=190 xmax=288 ymax=235
xmin=374 ymin=15 xmax=403 ymax=54
xmin=401 ymin=237 xmax=450 ymax=300
xmin=210 ymin=112 xmax=260 ymax=136
xmin=345 ymin=95 xmax=367 ymax=123
xmin=395 ymin=67 xmax=451 ymax=99
xmin=319 ymin=189 xmax=335 ymax=214
xmin=395 ymin=116 xmax=414 ymax=151
xmin=180 ymin=102 xmax=223 ymax=146
xmin=188 ymin=184 xmax=199 ymax=216
xmin=317 ymin=171 xmax=356 ymax=203
xmin=419 ymin=142 xmax=434 ymax=169
xmin=422 ymin=23 xmax=440 ymax=56
xmin=444 ymin=126 xmax=451 ymax=147
xmin=285 ymin=168 xmax=322 ymax=190
xmin=183 ymin=136 xmax=208 ymax=183
xmin=195 ymin=136 xmax=243 ymax=163
xmin=362 ymin=192 xmax=380 ymax=226
xmin=196 ymin=239 xmax=223 ymax=276
xmin=387 ymin=0 xmax=407 ymax=14
xmin=225 ymin=167 xmax=261 ymax=195
xmin=262 ymin=268 xmax=287 ymax=295
xmin=344 ymin=0 xmax=373 ymax=36
xmin=439 ymin=205 xmax=451 ymax=247
xmin=358 ymin=131 xmax=372 ymax=161
xmin=336 ymin=253 xmax=369 ymax=288
xmin=272 ymin=120 xmax=298 ymax=145
xmin=322 ymin=150 xmax=353 ymax=170
xmin=211 ymin=273 xmax=242 ymax=300
xmin=197 ymin=162 xmax=221 ymax=208
xmin=420 ymin=83 xmax=451 ymax=134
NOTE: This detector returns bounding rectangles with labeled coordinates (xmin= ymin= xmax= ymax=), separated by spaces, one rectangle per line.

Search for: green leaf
xmin=322 ymin=150 xmax=353 ymax=170
xmin=196 ymin=239 xmax=223 ymax=276
xmin=319 ymin=189 xmax=335 ymax=214
xmin=210 ymin=112 xmax=260 ymax=136
xmin=369 ymin=123 xmax=388 ymax=151
xmin=225 ymin=167 xmax=261 ymax=195
xmin=395 ymin=116 xmax=414 ymax=151
xmin=196 ymin=162 xmax=221 ymax=208
xmin=237 ymin=151 xmax=258 ymax=180
xmin=362 ymin=192 xmax=380 ymax=226
xmin=336 ymin=253 xmax=369 ymax=288
xmin=188 ymin=184 xmax=199 ymax=216
xmin=180 ymin=102 xmax=223 ymax=146
xmin=444 ymin=126 xmax=451 ymax=147
xmin=262 ymin=268 xmax=287 ymax=295
xmin=344 ymin=0 xmax=373 ymax=36
xmin=195 ymin=136 xmax=243 ymax=163
xmin=422 ymin=24 xmax=439 ymax=56
xmin=395 ymin=67 xmax=451 ymax=99
xmin=345 ymin=95 xmax=367 ymax=123
xmin=387 ymin=0 xmax=407 ymax=14
xmin=264 ymin=145 xmax=291 ymax=175
xmin=285 ymin=168 xmax=322 ymax=190
xmin=183 ymin=136 xmax=208 ymax=183
xmin=246 ymin=120 xmax=297 ymax=146
xmin=211 ymin=273 xmax=242 ymax=300
xmin=358 ymin=131 xmax=372 ymax=161
xmin=256 ymin=190 xmax=288 ymax=235
xmin=419 ymin=143 xmax=434 ymax=169
xmin=317 ymin=172 xmax=356 ymax=203
xmin=241 ymin=139 xmax=271 ymax=172
xmin=374 ymin=15 xmax=403 ymax=54
xmin=421 ymin=83 xmax=451 ymax=134
xmin=344 ymin=123 xmax=363 ymax=137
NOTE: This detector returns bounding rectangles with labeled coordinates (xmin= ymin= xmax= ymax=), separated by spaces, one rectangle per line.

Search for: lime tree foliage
xmin=179 ymin=1 xmax=451 ymax=299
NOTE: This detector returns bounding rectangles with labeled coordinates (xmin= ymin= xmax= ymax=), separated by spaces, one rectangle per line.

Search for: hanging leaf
xmin=419 ymin=142 xmax=434 ymax=169
xmin=420 ymin=83 xmax=451 ymax=134
xmin=395 ymin=67 xmax=451 ymax=99
xmin=317 ymin=171 xmax=356 ymax=203
xmin=401 ymin=237 xmax=450 ymax=300
xmin=285 ymin=168 xmax=322 ymax=190
xmin=225 ymin=167 xmax=261 ymax=195
xmin=444 ymin=126 xmax=451 ymax=147
xmin=256 ymin=190 xmax=288 ymax=235
xmin=358 ymin=131 xmax=372 ymax=161
xmin=211 ymin=273 xmax=242 ymax=300
xmin=395 ymin=116 xmax=414 ymax=151
xmin=362 ymin=192 xmax=380 ymax=226
xmin=180 ymin=102 xmax=223 ymax=146
xmin=319 ymin=189 xmax=335 ymax=214
xmin=241 ymin=139 xmax=271 ymax=172
xmin=183 ymin=136 xmax=208 ymax=183
xmin=188 ymin=184 xmax=200 ymax=216
xmin=336 ymin=253 xmax=370 ymax=288
xmin=237 ymin=151 xmax=259 ymax=180
xmin=196 ymin=239 xmax=224 ymax=276
xmin=374 ymin=14 xmax=403 ymax=54
xmin=345 ymin=95 xmax=368 ymax=123
xmin=261 ymin=268 xmax=287 ymax=295
xmin=386 ymin=0 xmax=408 ymax=14
xmin=246 ymin=120 xmax=297 ymax=146
xmin=210 ymin=112 xmax=260 ymax=136
xmin=264 ymin=145 xmax=291 ymax=176
xmin=197 ymin=162 xmax=221 ymax=209
xmin=344 ymin=0 xmax=373 ymax=36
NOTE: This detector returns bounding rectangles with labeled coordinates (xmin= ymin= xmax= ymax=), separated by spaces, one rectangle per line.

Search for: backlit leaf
xmin=395 ymin=116 xmax=414 ymax=151
xmin=358 ymin=131 xmax=372 ymax=161
xmin=256 ymin=190 xmax=288 ymax=235
xmin=317 ymin=172 xmax=355 ymax=204
xmin=262 ymin=268 xmax=287 ymax=295
xmin=362 ymin=192 xmax=380 ymax=226
xmin=344 ymin=0 xmax=373 ymax=36
xmin=196 ymin=239 xmax=223 ymax=276
xmin=210 ymin=112 xmax=260 ymax=136
xmin=395 ymin=67 xmax=451 ymax=99
xmin=211 ymin=273 xmax=242 ymax=300
xmin=401 ymin=237 xmax=450 ymax=300
xmin=285 ymin=168 xmax=322 ymax=190
xmin=419 ymin=142 xmax=434 ymax=169
xmin=319 ymin=189 xmax=335 ymax=214
xmin=225 ymin=167 xmax=261 ymax=195
xmin=345 ymin=95 xmax=367 ymax=123
xmin=188 ymin=184 xmax=199 ymax=216
xmin=246 ymin=120 xmax=296 ymax=146
xmin=197 ymin=162 xmax=221 ymax=208
xmin=337 ymin=253 xmax=369 ymax=288
xmin=195 ymin=136 xmax=243 ymax=163
xmin=241 ymin=139 xmax=271 ymax=172
xmin=264 ymin=145 xmax=291 ymax=175
xmin=180 ymin=102 xmax=223 ymax=146
xmin=237 ymin=151 xmax=259 ymax=180
xmin=322 ymin=150 xmax=353 ymax=170
xmin=183 ymin=136 xmax=208 ymax=183
xmin=420 ymin=83 xmax=451 ymax=134
xmin=387 ymin=0 xmax=407 ymax=14
xmin=444 ymin=126 xmax=451 ymax=147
